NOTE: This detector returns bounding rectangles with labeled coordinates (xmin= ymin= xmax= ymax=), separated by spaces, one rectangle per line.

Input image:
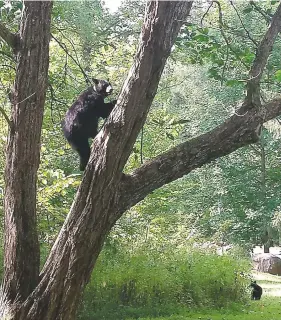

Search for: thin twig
xmin=229 ymin=0 xmax=258 ymax=47
xmin=60 ymin=31 xmax=82 ymax=71
xmin=221 ymin=45 xmax=229 ymax=85
xmin=51 ymin=34 xmax=91 ymax=85
xmin=249 ymin=1 xmax=272 ymax=24
xmin=213 ymin=0 xmax=248 ymax=68
xmin=200 ymin=2 xmax=214 ymax=27
xmin=0 ymin=105 xmax=13 ymax=132
xmin=17 ymin=92 xmax=36 ymax=105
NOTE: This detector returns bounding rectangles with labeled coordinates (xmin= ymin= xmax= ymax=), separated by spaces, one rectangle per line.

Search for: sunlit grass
xmin=124 ymin=277 xmax=281 ymax=320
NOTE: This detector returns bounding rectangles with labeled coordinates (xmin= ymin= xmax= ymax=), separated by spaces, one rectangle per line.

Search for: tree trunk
xmin=12 ymin=2 xmax=193 ymax=320
xmin=4 ymin=0 xmax=52 ymax=303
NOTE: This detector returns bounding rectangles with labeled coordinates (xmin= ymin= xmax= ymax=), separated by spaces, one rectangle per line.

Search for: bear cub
xmin=62 ymin=78 xmax=117 ymax=171
xmin=250 ymin=281 xmax=262 ymax=300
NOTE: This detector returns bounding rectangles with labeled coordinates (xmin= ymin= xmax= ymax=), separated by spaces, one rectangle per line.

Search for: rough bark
xmin=3 ymin=1 xmax=52 ymax=302
xmin=0 ymin=23 xmax=19 ymax=50
xmin=246 ymin=3 xmax=281 ymax=104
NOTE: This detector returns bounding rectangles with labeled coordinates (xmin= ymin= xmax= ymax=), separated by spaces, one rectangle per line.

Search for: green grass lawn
xmin=125 ymin=297 xmax=281 ymax=320
xmin=125 ymin=272 xmax=281 ymax=320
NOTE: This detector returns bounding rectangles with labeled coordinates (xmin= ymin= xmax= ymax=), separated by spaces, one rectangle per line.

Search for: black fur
xmin=62 ymin=78 xmax=116 ymax=170
xmin=250 ymin=281 xmax=262 ymax=300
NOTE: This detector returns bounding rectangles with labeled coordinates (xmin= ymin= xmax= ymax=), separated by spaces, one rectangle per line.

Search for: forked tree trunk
xmin=2 ymin=1 xmax=281 ymax=319
xmin=9 ymin=2 xmax=193 ymax=320
xmin=3 ymin=0 xmax=52 ymax=303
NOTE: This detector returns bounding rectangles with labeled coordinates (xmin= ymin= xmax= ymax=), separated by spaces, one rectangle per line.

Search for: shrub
xmin=78 ymin=248 xmax=250 ymax=319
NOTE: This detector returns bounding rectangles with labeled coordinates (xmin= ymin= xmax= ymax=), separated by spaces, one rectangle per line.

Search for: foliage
xmin=14 ymin=0 xmax=281 ymax=249
xmin=121 ymin=297 xmax=281 ymax=320
xmin=0 ymin=0 xmax=280 ymax=256
xmin=78 ymin=248 xmax=250 ymax=320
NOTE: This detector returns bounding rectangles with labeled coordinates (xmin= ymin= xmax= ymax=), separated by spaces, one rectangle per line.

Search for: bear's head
xmin=92 ymin=78 xmax=113 ymax=97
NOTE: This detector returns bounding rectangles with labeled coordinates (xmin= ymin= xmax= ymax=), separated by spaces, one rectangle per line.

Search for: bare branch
xmin=213 ymin=0 xmax=248 ymax=68
xmin=119 ymin=98 xmax=281 ymax=212
xmin=246 ymin=3 xmax=281 ymax=105
xmin=200 ymin=1 xmax=214 ymax=27
xmin=0 ymin=23 xmax=19 ymax=50
xmin=221 ymin=45 xmax=229 ymax=85
xmin=249 ymin=1 xmax=272 ymax=23
xmin=51 ymin=34 xmax=91 ymax=85
xmin=229 ymin=0 xmax=258 ymax=47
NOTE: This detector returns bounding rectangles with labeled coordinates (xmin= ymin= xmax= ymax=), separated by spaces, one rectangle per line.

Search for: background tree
xmin=1 ymin=0 xmax=52 ymax=302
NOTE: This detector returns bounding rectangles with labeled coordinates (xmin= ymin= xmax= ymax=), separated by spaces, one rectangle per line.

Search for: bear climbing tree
xmin=2 ymin=2 xmax=194 ymax=319
xmin=62 ymin=78 xmax=116 ymax=170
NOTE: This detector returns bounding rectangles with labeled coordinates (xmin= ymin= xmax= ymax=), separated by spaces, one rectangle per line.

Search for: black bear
xmin=250 ymin=281 xmax=262 ymax=300
xmin=62 ymin=78 xmax=116 ymax=171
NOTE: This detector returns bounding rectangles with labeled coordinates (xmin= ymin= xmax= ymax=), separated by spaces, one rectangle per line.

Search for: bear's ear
xmin=92 ymin=78 xmax=99 ymax=85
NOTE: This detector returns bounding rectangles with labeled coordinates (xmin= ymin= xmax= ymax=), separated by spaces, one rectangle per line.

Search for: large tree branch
xmin=119 ymin=98 xmax=281 ymax=213
xmin=246 ymin=2 xmax=281 ymax=105
xmin=0 ymin=22 xmax=19 ymax=50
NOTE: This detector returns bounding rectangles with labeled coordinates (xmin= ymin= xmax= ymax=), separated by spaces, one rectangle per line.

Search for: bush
xmin=78 ymin=248 xmax=250 ymax=320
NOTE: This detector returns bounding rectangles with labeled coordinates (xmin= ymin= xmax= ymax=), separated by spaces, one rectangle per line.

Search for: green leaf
xmin=225 ymin=79 xmax=240 ymax=87
xmin=171 ymin=119 xmax=190 ymax=125
xmin=201 ymin=27 xmax=209 ymax=35
xmin=194 ymin=34 xmax=209 ymax=42
xmin=275 ymin=70 xmax=281 ymax=82
xmin=243 ymin=6 xmax=253 ymax=14
xmin=243 ymin=52 xmax=255 ymax=64
xmin=166 ymin=133 xmax=174 ymax=140
xmin=208 ymin=67 xmax=222 ymax=81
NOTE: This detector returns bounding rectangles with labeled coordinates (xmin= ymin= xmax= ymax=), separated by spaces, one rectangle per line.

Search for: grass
xmin=124 ymin=297 xmax=281 ymax=320
xmin=79 ymin=249 xmax=249 ymax=320
xmin=124 ymin=272 xmax=281 ymax=320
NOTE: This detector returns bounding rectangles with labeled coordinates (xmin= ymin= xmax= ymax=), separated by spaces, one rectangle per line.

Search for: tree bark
xmin=246 ymin=3 xmax=281 ymax=105
xmin=0 ymin=23 xmax=19 ymax=50
xmin=3 ymin=0 xmax=52 ymax=302
xmin=12 ymin=2 xmax=193 ymax=320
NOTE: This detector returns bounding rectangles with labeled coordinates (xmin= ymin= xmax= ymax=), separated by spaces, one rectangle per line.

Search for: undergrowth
xmin=78 ymin=248 xmax=250 ymax=320
xmin=122 ymin=297 xmax=281 ymax=320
